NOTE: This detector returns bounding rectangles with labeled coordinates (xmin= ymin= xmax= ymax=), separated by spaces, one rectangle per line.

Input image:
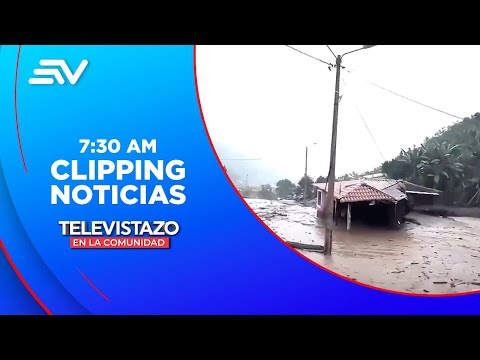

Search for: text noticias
xmin=50 ymin=159 xmax=186 ymax=205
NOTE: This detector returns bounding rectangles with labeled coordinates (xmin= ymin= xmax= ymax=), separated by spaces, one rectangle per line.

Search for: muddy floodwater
xmin=246 ymin=198 xmax=480 ymax=294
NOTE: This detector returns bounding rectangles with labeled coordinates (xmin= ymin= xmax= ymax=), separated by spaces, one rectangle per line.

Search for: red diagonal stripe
xmin=0 ymin=239 xmax=52 ymax=315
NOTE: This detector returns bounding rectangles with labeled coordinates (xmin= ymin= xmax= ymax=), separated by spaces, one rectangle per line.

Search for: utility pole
xmin=303 ymin=146 xmax=308 ymax=206
xmin=323 ymin=55 xmax=342 ymax=255
xmin=285 ymin=45 xmax=377 ymax=255
xmin=323 ymin=45 xmax=377 ymax=256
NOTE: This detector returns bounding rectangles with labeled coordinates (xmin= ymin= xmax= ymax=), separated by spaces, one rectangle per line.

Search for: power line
xmin=355 ymin=105 xmax=386 ymax=162
xmin=283 ymin=45 xmax=463 ymax=120
xmin=346 ymin=69 xmax=464 ymax=120
xmin=341 ymin=76 xmax=386 ymax=162
xmin=326 ymin=45 xmax=336 ymax=59
xmin=369 ymin=82 xmax=464 ymax=120
xmin=285 ymin=45 xmax=334 ymax=68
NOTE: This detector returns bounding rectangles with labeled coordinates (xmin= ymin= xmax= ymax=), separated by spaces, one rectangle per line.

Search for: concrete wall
xmin=316 ymin=189 xmax=328 ymax=218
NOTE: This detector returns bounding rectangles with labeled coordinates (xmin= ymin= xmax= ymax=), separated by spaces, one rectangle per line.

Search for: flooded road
xmin=247 ymin=198 xmax=480 ymax=295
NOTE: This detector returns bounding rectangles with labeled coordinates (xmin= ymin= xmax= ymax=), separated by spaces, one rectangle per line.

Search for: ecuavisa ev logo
xmin=28 ymin=59 xmax=88 ymax=85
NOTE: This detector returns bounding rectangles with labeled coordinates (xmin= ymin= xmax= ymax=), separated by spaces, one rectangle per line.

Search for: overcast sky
xmin=196 ymin=45 xmax=480 ymax=184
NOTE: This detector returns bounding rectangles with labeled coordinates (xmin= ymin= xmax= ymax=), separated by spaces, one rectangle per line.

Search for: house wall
xmin=316 ymin=189 xmax=328 ymax=218
xmin=388 ymin=199 xmax=408 ymax=229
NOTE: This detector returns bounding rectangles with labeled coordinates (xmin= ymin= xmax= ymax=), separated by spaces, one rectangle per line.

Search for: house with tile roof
xmin=313 ymin=178 xmax=411 ymax=230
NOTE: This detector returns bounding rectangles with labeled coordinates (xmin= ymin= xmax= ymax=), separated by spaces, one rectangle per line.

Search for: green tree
xmin=298 ymin=175 xmax=315 ymax=200
xmin=382 ymin=159 xmax=410 ymax=180
xmin=369 ymin=113 xmax=480 ymax=206
xmin=398 ymin=146 xmax=426 ymax=182
xmin=448 ymin=130 xmax=480 ymax=204
xmin=276 ymin=179 xmax=296 ymax=198
xmin=466 ymin=177 xmax=480 ymax=206
xmin=258 ymin=184 xmax=277 ymax=200
xmin=418 ymin=141 xmax=465 ymax=191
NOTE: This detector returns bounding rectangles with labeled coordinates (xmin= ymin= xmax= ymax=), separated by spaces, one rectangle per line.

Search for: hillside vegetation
xmin=380 ymin=112 xmax=480 ymax=206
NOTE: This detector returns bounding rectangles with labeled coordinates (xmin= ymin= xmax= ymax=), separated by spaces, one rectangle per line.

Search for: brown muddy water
xmin=246 ymin=198 xmax=480 ymax=295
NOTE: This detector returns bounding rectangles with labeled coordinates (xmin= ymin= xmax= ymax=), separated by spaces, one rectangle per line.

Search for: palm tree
xmin=461 ymin=131 xmax=480 ymax=205
xmin=466 ymin=177 xmax=480 ymax=207
xmin=418 ymin=141 xmax=465 ymax=191
xmin=397 ymin=146 xmax=426 ymax=182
